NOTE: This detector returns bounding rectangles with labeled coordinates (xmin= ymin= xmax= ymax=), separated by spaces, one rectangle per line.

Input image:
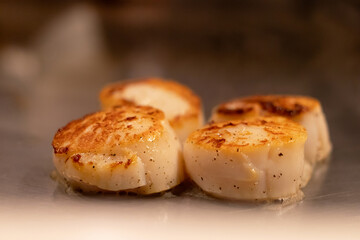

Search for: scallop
xmin=210 ymin=95 xmax=332 ymax=185
xmin=184 ymin=117 xmax=307 ymax=201
xmin=99 ymin=78 xmax=204 ymax=142
xmin=52 ymin=105 xmax=184 ymax=194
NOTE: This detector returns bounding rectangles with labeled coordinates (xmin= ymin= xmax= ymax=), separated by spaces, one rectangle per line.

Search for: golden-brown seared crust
xmin=187 ymin=117 xmax=307 ymax=151
xmin=52 ymin=105 xmax=165 ymax=155
xmin=99 ymin=78 xmax=202 ymax=127
xmin=216 ymin=95 xmax=319 ymax=118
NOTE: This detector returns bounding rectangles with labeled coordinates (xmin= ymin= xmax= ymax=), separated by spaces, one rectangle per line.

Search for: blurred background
xmin=1 ymin=2 xmax=360 ymax=238
xmin=1 ymin=0 xmax=359 ymax=144
xmin=1 ymin=0 xmax=360 ymax=171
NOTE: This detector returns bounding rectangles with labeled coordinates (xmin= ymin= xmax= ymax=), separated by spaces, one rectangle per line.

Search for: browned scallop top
xmin=99 ymin=78 xmax=202 ymax=126
xmin=52 ymin=105 xmax=165 ymax=155
xmin=187 ymin=117 xmax=307 ymax=151
xmin=216 ymin=95 xmax=320 ymax=118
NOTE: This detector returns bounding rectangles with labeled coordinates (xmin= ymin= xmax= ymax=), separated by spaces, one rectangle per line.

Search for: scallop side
xmin=52 ymin=105 xmax=184 ymax=194
xmin=99 ymin=77 xmax=204 ymax=142
xmin=184 ymin=117 xmax=307 ymax=201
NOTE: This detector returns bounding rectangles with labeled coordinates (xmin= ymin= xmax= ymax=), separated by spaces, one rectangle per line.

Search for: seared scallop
xmin=184 ymin=117 xmax=307 ymax=201
xmin=52 ymin=105 xmax=184 ymax=194
xmin=211 ymin=95 xmax=332 ymax=165
xmin=99 ymin=78 xmax=204 ymax=142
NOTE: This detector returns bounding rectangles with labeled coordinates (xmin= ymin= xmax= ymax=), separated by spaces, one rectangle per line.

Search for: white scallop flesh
xmin=120 ymin=85 xmax=190 ymax=120
xmin=52 ymin=107 xmax=184 ymax=194
xmin=298 ymin=105 xmax=332 ymax=165
xmin=184 ymin=119 xmax=307 ymax=201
